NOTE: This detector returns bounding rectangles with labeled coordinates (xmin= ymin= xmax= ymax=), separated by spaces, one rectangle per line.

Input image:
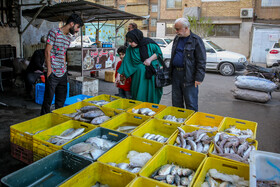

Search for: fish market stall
xmin=3 ymin=93 xmax=280 ymax=187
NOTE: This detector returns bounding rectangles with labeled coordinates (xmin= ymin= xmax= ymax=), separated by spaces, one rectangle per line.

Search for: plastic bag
xmin=232 ymin=88 xmax=271 ymax=103
xmin=235 ymin=76 xmax=277 ymax=92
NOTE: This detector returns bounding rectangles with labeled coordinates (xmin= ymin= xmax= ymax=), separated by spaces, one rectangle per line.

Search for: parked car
xmin=69 ymin=36 xmax=96 ymax=48
xmin=150 ymin=37 xmax=173 ymax=48
xmin=162 ymin=39 xmax=247 ymax=76
xmin=266 ymin=42 xmax=280 ymax=68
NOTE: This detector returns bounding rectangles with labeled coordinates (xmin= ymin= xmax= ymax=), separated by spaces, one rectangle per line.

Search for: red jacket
xmin=115 ymin=60 xmax=131 ymax=91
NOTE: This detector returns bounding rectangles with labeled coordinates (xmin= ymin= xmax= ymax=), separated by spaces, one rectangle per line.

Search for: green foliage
xmin=187 ymin=16 xmax=214 ymax=38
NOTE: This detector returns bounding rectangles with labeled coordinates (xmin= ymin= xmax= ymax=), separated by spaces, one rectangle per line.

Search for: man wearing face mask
xmin=41 ymin=13 xmax=84 ymax=115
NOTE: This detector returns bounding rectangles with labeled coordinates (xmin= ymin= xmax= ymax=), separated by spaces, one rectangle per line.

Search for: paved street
xmin=98 ymin=70 xmax=280 ymax=153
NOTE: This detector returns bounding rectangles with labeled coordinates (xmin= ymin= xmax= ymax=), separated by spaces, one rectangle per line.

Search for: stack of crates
xmin=35 ymin=82 xmax=70 ymax=105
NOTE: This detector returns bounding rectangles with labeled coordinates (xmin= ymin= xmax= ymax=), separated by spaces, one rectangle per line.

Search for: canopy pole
xmin=81 ymin=11 xmax=83 ymax=77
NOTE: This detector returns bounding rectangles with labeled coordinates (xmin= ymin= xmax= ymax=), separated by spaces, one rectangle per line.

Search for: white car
xmin=266 ymin=42 xmax=280 ymax=67
xmin=162 ymin=39 xmax=247 ymax=76
xmin=69 ymin=36 xmax=96 ymax=48
xmin=151 ymin=37 xmax=173 ymax=48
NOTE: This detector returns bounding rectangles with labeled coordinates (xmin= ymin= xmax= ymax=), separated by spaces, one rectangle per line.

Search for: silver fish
xmin=82 ymin=109 xmax=105 ymax=119
xmin=158 ymin=164 xmax=172 ymax=175
xmin=56 ymin=128 xmax=85 ymax=140
xmin=80 ymin=105 xmax=100 ymax=113
xmin=91 ymin=115 xmax=110 ymax=125
xmin=116 ymin=163 xmax=129 ymax=170
xmin=166 ymin=175 xmax=175 ymax=184
xmin=68 ymin=142 xmax=93 ymax=154
xmin=143 ymin=133 xmax=150 ymax=139
xmin=90 ymin=149 xmax=104 ymax=160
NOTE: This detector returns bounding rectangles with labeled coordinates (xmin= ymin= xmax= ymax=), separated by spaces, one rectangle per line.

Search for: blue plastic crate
xmin=35 ymin=83 xmax=70 ymax=105
xmin=64 ymin=94 xmax=93 ymax=106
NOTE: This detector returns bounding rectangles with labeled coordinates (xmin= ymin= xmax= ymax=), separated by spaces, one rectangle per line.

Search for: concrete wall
xmin=208 ymin=22 xmax=253 ymax=58
xmin=0 ymin=27 xmax=20 ymax=57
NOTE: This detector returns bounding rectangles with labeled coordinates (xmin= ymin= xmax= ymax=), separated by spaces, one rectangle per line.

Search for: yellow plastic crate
xmin=132 ymin=118 xmax=181 ymax=144
xmin=100 ymin=112 xmax=150 ymax=135
xmin=33 ymin=120 xmax=96 ymax=161
xmin=52 ymin=101 xmax=118 ymax=121
xmin=154 ymin=106 xmax=195 ymax=124
xmin=98 ymin=136 xmax=163 ymax=174
xmin=139 ymin=145 xmax=206 ymax=187
xmin=127 ymin=102 xmax=167 ymax=117
xmin=10 ymin=113 xmax=68 ymax=151
xmin=184 ymin=112 xmax=224 ymax=131
xmin=83 ymin=94 xmax=121 ymax=107
xmin=219 ymin=117 xmax=258 ymax=139
xmin=208 ymin=137 xmax=258 ymax=165
xmin=193 ymin=157 xmax=249 ymax=186
xmin=168 ymin=125 xmax=215 ymax=154
xmin=103 ymin=99 xmax=142 ymax=113
xmin=128 ymin=177 xmax=170 ymax=187
xmin=60 ymin=162 xmax=136 ymax=187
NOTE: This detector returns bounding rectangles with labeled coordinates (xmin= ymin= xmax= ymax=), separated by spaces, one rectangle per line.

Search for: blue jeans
xmin=119 ymin=88 xmax=131 ymax=99
xmin=172 ymin=69 xmax=198 ymax=111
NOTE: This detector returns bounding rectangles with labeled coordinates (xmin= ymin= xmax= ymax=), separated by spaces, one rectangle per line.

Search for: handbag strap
xmin=157 ymin=55 xmax=168 ymax=69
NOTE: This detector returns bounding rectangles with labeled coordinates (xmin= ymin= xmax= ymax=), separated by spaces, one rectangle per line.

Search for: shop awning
xmin=22 ymin=0 xmax=144 ymax=22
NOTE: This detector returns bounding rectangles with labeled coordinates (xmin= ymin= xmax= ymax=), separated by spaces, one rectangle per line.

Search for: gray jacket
xmin=170 ymin=31 xmax=206 ymax=86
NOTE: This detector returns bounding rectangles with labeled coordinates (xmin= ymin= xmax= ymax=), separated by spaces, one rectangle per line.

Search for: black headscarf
xmin=126 ymin=29 xmax=158 ymax=62
xmin=126 ymin=29 xmax=158 ymax=79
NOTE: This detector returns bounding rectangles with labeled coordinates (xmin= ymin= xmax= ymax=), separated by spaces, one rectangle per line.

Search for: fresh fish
xmin=82 ymin=109 xmax=105 ymax=119
xmin=68 ymin=142 xmax=93 ymax=154
xmin=166 ymin=175 xmax=175 ymax=184
xmin=143 ymin=133 xmax=150 ymax=139
xmin=180 ymin=177 xmax=190 ymax=186
xmin=174 ymin=174 xmax=181 ymax=185
xmin=132 ymin=108 xmax=140 ymax=114
xmin=116 ymin=125 xmax=137 ymax=133
xmin=147 ymin=111 xmax=156 ymax=116
xmin=130 ymin=167 xmax=141 ymax=173
xmin=60 ymin=128 xmax=75 ymax=136
xmin=158 ymin=164 xmax=173 ymax=175
xmin=90 ymin=115 xmax=110 ymax=125
xmin=88 ymin=100 xmax=109 ymax=106
xmin=147 ymin=134 xmax=156 ymax=140
xmin=56 ymin=128 xmax=85 ymax=140
xmin=154 ymin=175 xmax=167 ymax=181
xmin=182 ymin=168 xmax=193 ymax=177
xmin=80 ymin=105 xmax=99 ymax=113
xmin=90 ymin=149 xmax=104 ymax=160
xmin=107 ymin=162 xmax=117 ymax=167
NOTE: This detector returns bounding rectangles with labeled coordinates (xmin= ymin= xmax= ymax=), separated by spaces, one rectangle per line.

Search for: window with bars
xmin=151 ymin=4 xmax=158 ymax=12
xmin=151 ymin=19 xmax=157 ymax=26
xmin=209 ymin=24 xmax=240 ymax=38
xmin=166 ymin=0 xmax=182 ymax=9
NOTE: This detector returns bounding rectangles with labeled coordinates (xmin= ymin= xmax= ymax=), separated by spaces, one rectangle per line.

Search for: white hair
xmin=175 ymin=18 xmax=190 ymax=28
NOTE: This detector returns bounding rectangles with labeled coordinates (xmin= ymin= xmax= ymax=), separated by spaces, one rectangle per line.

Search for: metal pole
xmin=81 ymin=12 xmax=83 ymax=77
xmin=19 ymin=0 xmax=23 ymax=58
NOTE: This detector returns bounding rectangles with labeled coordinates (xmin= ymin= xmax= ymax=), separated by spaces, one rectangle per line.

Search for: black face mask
xmin=69 ymin=26 xmax=75 ymax=35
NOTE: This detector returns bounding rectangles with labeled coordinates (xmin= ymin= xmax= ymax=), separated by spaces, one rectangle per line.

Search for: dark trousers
xmin=25 ymin=72 xmax=42 ymax=94
xmin=118 ymin=88 xmax=131 ymax=99
xmin=41 ymin=73 xmax=67 ymax=115
xmin=172 ymin=69 xmax=198 ymax=111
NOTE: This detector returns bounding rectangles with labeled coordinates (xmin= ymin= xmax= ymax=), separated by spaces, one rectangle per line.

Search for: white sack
xmin=232 ymin=88 xmax=271 ymax=103
xmin=235 ymin=76 xmax=277 ymax=92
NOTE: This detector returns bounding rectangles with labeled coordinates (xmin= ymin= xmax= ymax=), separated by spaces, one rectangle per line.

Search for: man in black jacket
xmin=169 ymin=17 xmax=206 ymax=111
xmin=25 ymin=49 xmax=45 ymax=98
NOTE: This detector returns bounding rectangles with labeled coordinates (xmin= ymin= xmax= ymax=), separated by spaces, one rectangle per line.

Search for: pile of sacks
xmin=232 ymin=76 xmax=277 ymax=103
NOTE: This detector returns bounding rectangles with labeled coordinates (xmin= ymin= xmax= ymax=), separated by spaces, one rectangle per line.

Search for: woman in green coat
xmin=116 ymin=29 xmax=163 ymax=104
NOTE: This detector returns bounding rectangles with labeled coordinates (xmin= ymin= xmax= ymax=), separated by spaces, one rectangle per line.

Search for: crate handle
xmin=236 ymin=121 xmax=246 ymax=125
xmin=222 ymin=164 xmax=238 ymax=170
xmin=108 ymin=132 xmax=119 ymax=137
xmin=177 ymin=109 xmax=185 ymax=113
xmin=163 ymin=123 xmax=172 ymax=126
xmin=110 ymin=169 xmax=123 ymax=176
xmin=206 ymin=115 xmax=215 ymax=119
xmin=180 ymin=151 xmax=192 ymax=156
xmin=80 ymin=124 xmax=89 ymax=128
xmin=129 ymin=101 xmax=136 ymax=104
xmin=142 ymin=141 xmax=152 ymax=146
xmin=152 ymin=105 xmax=159 ymax=109
xmin=134 ymin=116 xmax=142 ymax=119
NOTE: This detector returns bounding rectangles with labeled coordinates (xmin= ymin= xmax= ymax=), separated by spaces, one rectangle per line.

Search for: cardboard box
xmin=105 ymin=70 xmax=115 ymax=83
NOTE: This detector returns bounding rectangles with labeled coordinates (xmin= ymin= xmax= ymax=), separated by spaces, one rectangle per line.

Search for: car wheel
xmin=219 ymin=62 xmax=235 ymax=76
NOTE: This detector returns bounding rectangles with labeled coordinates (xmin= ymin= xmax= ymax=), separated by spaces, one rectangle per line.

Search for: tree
xmin=187 ymin=16 xmax=214 ymax=38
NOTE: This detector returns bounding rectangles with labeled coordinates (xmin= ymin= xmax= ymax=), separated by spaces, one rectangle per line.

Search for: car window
xmin=273 ymin=43 xmax=279 ymax=48
xmin=206 ymin=41 xmax=225 ymax=52
xmin=205 ymin=43 xmax=214 ymax=52
xmin=164 ymin=39 xmax=173 ymax=44
xmin=154 ymin=39 xmax=165 ymax=45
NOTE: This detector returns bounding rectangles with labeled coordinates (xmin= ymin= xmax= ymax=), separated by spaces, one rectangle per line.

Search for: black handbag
xmin=155 ymin=56 xmax=172 ymax=88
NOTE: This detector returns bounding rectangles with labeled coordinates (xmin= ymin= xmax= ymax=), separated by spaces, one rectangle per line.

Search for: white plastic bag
xmin=232 ymin=88 xmax=271 ymax=103
xmin=235 ymin=76 xmax=277 ymax=92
